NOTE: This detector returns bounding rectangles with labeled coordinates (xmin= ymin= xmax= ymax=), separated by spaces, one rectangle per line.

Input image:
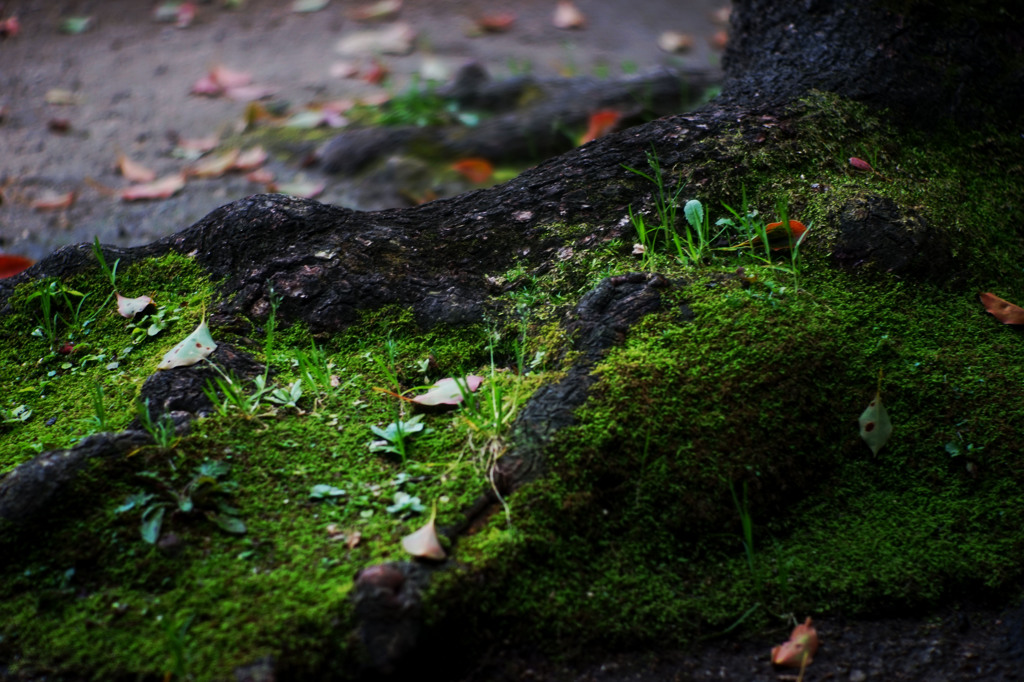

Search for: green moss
xmin=4 ymin=91 xmax=1024 ymax=677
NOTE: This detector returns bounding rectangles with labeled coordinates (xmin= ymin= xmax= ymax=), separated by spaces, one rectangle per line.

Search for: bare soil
xmin=0 ymin=0 xmax=724 ymax=262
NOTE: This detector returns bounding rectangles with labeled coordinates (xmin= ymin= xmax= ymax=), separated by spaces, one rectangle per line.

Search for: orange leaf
xmin=979 ymin=292 xmax=1024 ymax=325
xmin=451 ymin=158 xmax=494 ymax=184
xmin=0 ymin=254 xmax=34 ymax=279
xmin=578 ymin=109 xmax=622 ymax=145
xmin=117 ymin=153 xmax=157 ymax=183
xmin=771 ymin=617 xmax=819 ymax=668
xmin=232 ymin=146 xmax=267 ymax=172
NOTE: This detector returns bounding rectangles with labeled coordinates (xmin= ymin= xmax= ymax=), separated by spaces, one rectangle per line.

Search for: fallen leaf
xmin=658 ymin=31 xmax=694 ymax=53
xmin=363 ymin=58 xmax=389 ymax=85
xmin=223 ymin=84 xmax=277 ymax=102
xmin=188 ymin=149 xmax=240 ymax=178
xmin=44 ymin=89 xmax=80 ymax=105
xmin=329 ymin=61 xmax=361 ymax=79
xmin=709 ymin=30 xmax=729 ymax=50
xmin=849 ymin=156 xmax=873 ymax=172
xmin=709 ymin=6 xmax=731 ymax=25
xmin=335 ymin=22 xmax=417 ymax=56
xmin=475 ymin=12 xmax=516 ymax=33
xmin=0 ymin=254 xmax=34 ymax=279
xmin=346 ymin=530 xmax=362 ymax=549
xmin=578 ymin=109 xmax=622 ymax=145
xmin=120 ymin=174 xmax=186 ymax=201
xmin=348 ymin=0 xmax=401 ymax=21
xmin=411 ymin=376 xmax=485 ymax=407
xmin=771 ymin=617 xmax=819 ymax=668
xmin=859 ymin=387 xmax=892 ymax=455
xmin=272 ymin=178 xmax=325 ymax=198
xmin=211 ymin=62 xmax=256 ymax=88
xmin=157 ymin=318 xmax=217 ymax=369
xmin=553 ymin=1 xmax=585 ymax=29
xmin=31 ymin=190 xmax=75 ymax=211
xmin=60 ymin=16 xmax=93 ymax=34
xmin=116 ymin=293 xmax=155 ymax=318
xmin=291 ymin=0 xmax=330 ymax=13
xmin=0 ymin=15 xmax=21 ymax=38
xmin=720 ymin=220 xmax=808 ymax=251
xmin=401 ymin=505 xmax=446 ymax=560
xmin=176 ymin=135 xmax=219 ymax=155
xmin=246 ymin=168 xmax=275 ymax=184
xmin=451 ymin=158 xmax=494 ymax=184
xmin=117 ymin=153 xmax=157 ymax=183
xmin=47 ymin=118 xmax=72 ymax=133
xmin=979 ymin=292 xmax=1024 ymax=325
xmin=176 ymin=2 xmax=197 ymax=28
xmin=233 ymin=146 xmax=267 ymax=171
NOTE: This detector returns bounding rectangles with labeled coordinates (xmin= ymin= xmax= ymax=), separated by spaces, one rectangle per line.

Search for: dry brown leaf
xmin=348 ymin=0 xmax=401 ymax=21
xmin=119 ymin=174 xmax=186 ymax=201
xmin=232 ymin=146 xmax=267 ymax=171
xmin=31 ymin=190 xmax=75 ymax=211
xmin=979 ymin=292 xmax=1024 ymax=325
xmin=188 ymin=149 xmax=240 ymax=178
xmin=658 ymin=31 xmax=694 ymax=53
xmin=552 ymin=1 xmax=585 ymax=29
xmin=117 ymin=153 xmax=157 ymax=183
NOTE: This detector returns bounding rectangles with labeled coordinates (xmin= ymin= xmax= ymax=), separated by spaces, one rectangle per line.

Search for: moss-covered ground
xmin=1 ymin=92 xmax=1023 ymax=679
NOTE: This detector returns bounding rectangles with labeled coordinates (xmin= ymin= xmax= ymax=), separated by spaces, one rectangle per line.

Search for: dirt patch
xmin=0 ymin=0 xmax=726 ymax=262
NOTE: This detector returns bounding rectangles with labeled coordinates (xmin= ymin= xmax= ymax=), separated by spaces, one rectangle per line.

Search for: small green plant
xmin=26 ymin=278 xmax=112 ymax=350
xmin=623 ymin=149 xmax=724 ymax=266
xmin=115 ymin=460 xmax=246 ymax=543
xmin=159 ymin=611 xmax=194 ymax=682
xmin=91 ymin=236 xmax=121 ymax=289
xmin=369 ymin=414 xmax=426 ymax=462
xmin=265 ymin=378 xmax=303 ymax=409
xmin=136 ymin=398 xmax=177 ymax=449
xmin=1 ymin=404 xmax=32 ymax=426
xmin=386 ymin=491 xmax=426 ymax=516
xmin=82 ymin=380 xmax=111 ymax=434
xmin=202 ymin=365 xmax=272 ymax=417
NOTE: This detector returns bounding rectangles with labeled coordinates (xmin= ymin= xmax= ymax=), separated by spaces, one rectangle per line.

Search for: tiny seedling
xmin=82 ymin=380 xmax=111 ymax=434
xmin=136 ymin=398 xmax=177 ymax=449
xmin=386 ymin=491 xmax=426 ymax=516
xmin=369 ymin=414 xmax=426 ymax=462
xmin=91 ymin=236 xmax=121 ymax=289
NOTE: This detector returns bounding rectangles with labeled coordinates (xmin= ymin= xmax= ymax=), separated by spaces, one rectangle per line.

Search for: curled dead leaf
xmin=772 ymin=617 xmax=819 ymax=668
xmin=187 ymin=149 xmax=240 ymax=178
xmin=979 ymin=292 xmax=1024 ymax=325
xmin=658 ymin=31 xmax=694 ymax=53
xmin=401 ymin=505 xmax=446 ymax=560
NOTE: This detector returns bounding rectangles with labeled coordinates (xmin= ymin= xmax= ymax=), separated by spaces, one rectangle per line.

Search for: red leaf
xmin=1 ymin=15 xmax=21 ymax=38
xmin=0 ymin=254 xmax=34 ymax=279
xmin=578 ymin=109 xmax=622 ymax=145
xmin=451 ymin=158 xmax=494 ymax=184
xmin=476 ymin=12 xmax=516 ymax=32
xmin=979 ymin=292 xmax=1024 ymax=325
xmin=849 ymin=156 xmax=873 ymax=172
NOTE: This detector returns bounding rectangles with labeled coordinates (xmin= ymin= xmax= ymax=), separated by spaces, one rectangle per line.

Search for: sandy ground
xmin=0 ymin=0 xmax=726 ymax=262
